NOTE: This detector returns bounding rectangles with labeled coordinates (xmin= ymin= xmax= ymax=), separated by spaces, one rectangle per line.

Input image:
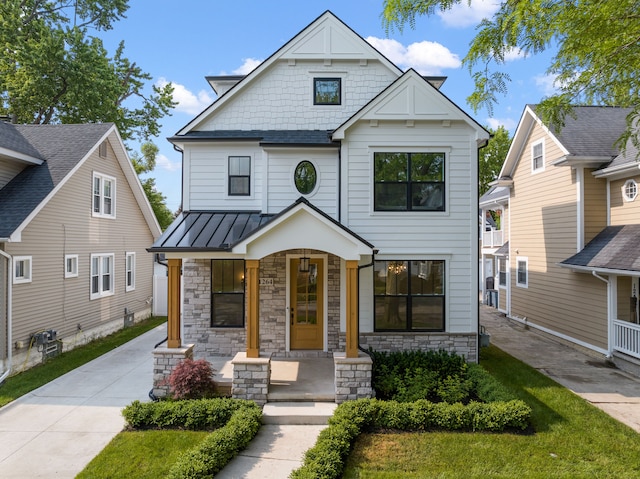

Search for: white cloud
xmin=534 ymin=74 xmax=559 ymax=96
xmin=232 ymin=58 xmax=262 ymax=75
xmin=157 ymin=78 xmax=213 ymax=115
xmin=437 ymin=0 xmax=500 ymax=28
xmin=366 ymin=37 xmax=461 ymax=75
xmin=156 ymin=153 xmax=181 ymax=172
xmin=503 ymin=47 xmax=526 ymax=62
xmin=486 ymin=117 xmax=517 ymax=132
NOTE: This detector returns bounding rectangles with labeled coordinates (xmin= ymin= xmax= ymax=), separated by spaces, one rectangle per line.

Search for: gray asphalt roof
xmin=0 ymin=122 xmax=43 ymax=159
xmin=0 ymin=123 xmax=113 ymax=238
xmin=169 ymin=130 xmax=338 ymax=146
xmin=560 ymin=225 xmax=640 ymax=273
xmin=605 ymin=138 xmax=640 ymax=169
xmin=542 ymin=106 xmax=633 ymax=158
xmin=479 ymin=185 xmax=510 ymax=205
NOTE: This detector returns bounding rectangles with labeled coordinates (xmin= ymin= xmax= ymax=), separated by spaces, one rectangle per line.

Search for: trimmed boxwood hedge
xmin=290 ymin=398 xmax=532 ymax=479
xmin=122 ymin=398 xmax=262 ymax=478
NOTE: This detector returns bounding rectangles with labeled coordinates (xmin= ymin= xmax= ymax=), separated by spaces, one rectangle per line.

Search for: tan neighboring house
xmin=484 ymin=105 xmax=640 ymax=375
xmin=0 ymin=122 xmax=161 ymax=379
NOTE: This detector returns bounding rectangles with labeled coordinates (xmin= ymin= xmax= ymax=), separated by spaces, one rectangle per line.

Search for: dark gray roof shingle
xmin=0 ymin=122 xmax=43 ymax=160
xmin=560 ymin=225 xmax=640 ymax=272
xmin=170 ymin=130 xmax=337 ymax=146
xmin=0 ymin=123 xmax=113 ymax=238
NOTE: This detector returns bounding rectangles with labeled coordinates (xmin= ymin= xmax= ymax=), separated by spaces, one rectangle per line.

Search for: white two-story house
xmin=149 ymin=11 xmax=489 ymax=403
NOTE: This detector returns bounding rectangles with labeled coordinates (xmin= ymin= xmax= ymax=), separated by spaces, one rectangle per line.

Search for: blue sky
xmin=100 ymin=0 xmax=558 ymax=212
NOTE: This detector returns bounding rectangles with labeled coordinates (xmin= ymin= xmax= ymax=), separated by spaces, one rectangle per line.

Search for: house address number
xmin=259 ymin=278 xmax=274 ymax=286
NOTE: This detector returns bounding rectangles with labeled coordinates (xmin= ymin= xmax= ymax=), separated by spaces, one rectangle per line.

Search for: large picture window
xmin=374 ymin=152 xmax=445 ymax=211
xmin=228 ymin=156 xmax=251 ymax=196
xmin=211 ymin=259 xmax=245 ymax=327
xmin=374 ymin=260 xmax=445 ymax=331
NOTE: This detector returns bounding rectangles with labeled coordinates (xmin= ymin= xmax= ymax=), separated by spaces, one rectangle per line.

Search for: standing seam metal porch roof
xmin=148 ymin=197 xmax=374 ymax=253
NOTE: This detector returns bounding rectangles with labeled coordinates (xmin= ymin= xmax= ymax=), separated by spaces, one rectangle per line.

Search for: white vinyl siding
xmin=13 ymin=256 xmax=32 ymax=284
xmin=65 ymin=254 xmax=78 ymax=278
xmin=91 ymin=253 xmax=114 ymax=299
xmin=92 ymin=172 xmax=116 ymax=218
xmin=125 ymin=252 xmax=135 ymax=292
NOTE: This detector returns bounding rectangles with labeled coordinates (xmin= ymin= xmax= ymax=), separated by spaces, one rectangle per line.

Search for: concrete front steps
xmin=262 ymin=401 xmax=338 ymax=425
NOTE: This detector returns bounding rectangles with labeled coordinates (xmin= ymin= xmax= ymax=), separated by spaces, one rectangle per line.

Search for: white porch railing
xmin=482 ymin=230 xmax=504 ymax=248
xmin=613 ymin=319 xmax=640 ymax=360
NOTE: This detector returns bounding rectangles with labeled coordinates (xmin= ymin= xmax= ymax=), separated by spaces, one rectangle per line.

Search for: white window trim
xmin=13 ymin=256 xmax=32 ymax=284
xmin=90 ymin=253 xmax=115 ymax=299
xmin=531 ymin=139 xmax=545 ymax=174
xmin=516 ymin=256 xmax=528 ymax=288
xmin=623 ymin=179 xmax=637 ymax=202
xmin=497 ymin=257 xmax=507 ymax=288
xmin=125 ymin=252 xmax=136 ymax=292
xmin=92 ymin=172 xmax=116 ymax=218
xmin=65 ymin=254 xmax=79 ymax=278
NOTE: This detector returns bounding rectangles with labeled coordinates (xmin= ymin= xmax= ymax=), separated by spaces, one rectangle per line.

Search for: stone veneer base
xmin=231 ymin=352 xmax=272 ymax=405
xmin=333 ymin=352 xmax=373 ymax=404
xmin=152 ymin=344 xmax=194 ymax=398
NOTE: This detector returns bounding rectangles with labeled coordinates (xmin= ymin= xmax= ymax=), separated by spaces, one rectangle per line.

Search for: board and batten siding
xmin=610 ymin=174 xmax=640 ymax=225
xmin=342 ymin=120 xmax=479 ymax=334
xmin=6 ymin=137 xmax=156 ymax=345
xmin=186 ymin=143 xmax=263 ymax=211
xmin=265 ymin=149 xmax=339 ymax=217
xmin=509 ymin=122 xmax=608 ymax=349
xmin=198 ymin=60 xmax=398 ymax=131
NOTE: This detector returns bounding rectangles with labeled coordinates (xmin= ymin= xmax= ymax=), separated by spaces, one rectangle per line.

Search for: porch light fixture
xmin=299 ymin=252 xmax=310 ymax=273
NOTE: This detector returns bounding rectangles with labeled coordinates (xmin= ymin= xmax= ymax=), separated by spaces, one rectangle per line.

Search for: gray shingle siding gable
xmin=0 ymin=123 xmax=113 ymax=238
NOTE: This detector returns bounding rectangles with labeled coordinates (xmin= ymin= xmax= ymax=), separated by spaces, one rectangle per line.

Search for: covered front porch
xmin=150 ymin=198 xmax=375 ymax=404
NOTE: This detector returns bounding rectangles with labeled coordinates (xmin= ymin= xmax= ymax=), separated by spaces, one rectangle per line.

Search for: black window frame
xmin=374 ymin=152 xmax=445 ymax=212
xmin=373 ymin=260 xmax=445 ymax=332
xmin=228 ymin=156 xmax=251 ymax=196
xmin=313 ymin=77 xmax=341 ymax=105
xmin=211 ymin=259 xmax=245 ymax=328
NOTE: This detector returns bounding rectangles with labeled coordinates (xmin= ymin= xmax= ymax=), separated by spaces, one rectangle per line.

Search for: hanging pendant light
xmin=299 ymin=250 xmax=310 ymax=272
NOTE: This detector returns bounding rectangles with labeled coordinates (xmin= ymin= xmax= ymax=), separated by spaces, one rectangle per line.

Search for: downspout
xmin=0 ymin=250 xmax=12 ymax=384
xmin=337 ymin=144 xmax=342 ymax=222
xmin=356 ymin=249 xmax=378 ymax=356
xmin=591 ymin=271 xmax=613 ymax=358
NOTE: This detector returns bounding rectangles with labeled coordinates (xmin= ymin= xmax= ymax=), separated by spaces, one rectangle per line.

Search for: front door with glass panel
xmin=290 ymin=258 xmax=323 ymax=350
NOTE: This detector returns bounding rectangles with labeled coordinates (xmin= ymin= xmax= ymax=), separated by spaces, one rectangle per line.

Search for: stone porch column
xmin=167 ymin=258 xmax=182 ymax=348
xmin=246 ymin=259 xmax=260 ymax=358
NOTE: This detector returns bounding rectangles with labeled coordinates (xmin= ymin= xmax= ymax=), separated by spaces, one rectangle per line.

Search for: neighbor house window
xmin=313 ymin=78 xmax=341 ymax=105
xmin=228 ymin=156 xmax=251 ymax=196
xmin=65 ymin=254 xmax=78 ymax=278
xmin=498 ymin=257 xmax=507 ymax=287
xmin=92 ymin=172 xmax=115 ymax=217
xmin=531 ymin=140 xmax=545 ymax=173
xmin=90 ymin=253 xmax=114 ymax=299
xmin=624 ymin=179 xmax=637 ymax=202
xmin=125 ymin=252 xmax=135 ymax=291
xmin=374 ymin=260 xmax=445 ymax=331
xmin=13 ymin=256 xmax=32 ymax=284
xmin=516 ymin=257 xmax=528 ymax=288
xmin=211 ymin=259 xmax=245 ymax=327
xmin=374 ymin=152 xmax=445 ymax=211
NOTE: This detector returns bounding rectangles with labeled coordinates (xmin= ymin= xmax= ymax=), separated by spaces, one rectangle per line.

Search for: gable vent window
xmin=624 ymin=179 xmax=637 ymax=202
xmin=99 ymin=141 xmax=108 ymax=158
xmin=313 ymin=78 xmax=341 ymax=105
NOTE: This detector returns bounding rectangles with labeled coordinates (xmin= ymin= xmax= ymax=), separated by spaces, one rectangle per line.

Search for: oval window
xmin=294 ymin=161 xmax=317 ymax=195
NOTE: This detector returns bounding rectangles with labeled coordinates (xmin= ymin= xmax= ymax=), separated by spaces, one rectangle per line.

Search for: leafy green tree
xmin=0 ymin=0 xmax=176 ymax=226
xmin=479 ymin=126 xmax=511 ymax=196
xmin=382 ymin=0 xmax=640 ymax=148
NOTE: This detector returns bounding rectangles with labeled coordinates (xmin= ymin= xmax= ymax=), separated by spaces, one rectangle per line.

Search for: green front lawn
xmin=343 ymin=346 xmax=640 ymax=478
xmin=0 ymin=316 xmax=166 ymax=408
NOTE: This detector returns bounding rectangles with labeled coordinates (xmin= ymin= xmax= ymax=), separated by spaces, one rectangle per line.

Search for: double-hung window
xmin=531 ymin=141 xmax=544 ymax=173
xmin=91 ymin=253 xmax=114 ymax=299
xmin=374 ymin=260 xmax=445 ymax=331
xmin=498 ymin=257 xmax=507 ymax=287
xmin=228 ymin=156 xmax=251 ymax=196
xmin=211 ymin=259 xmax=245 ymax=327
xmin=516 ymin=257 xmax=528 ymax=288
xmin=13 ymin=256 xmax=32 ymax=284
xmin=125 ymin=252 xmax=135 ymax=292
xmin=93 ymin=172 xmax=116 ymax=217
xmin=374 ymin=152 xmax=445 ymax=211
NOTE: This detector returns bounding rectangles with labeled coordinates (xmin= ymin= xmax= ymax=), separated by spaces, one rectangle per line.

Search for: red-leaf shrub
xmin=168 ymin=358 xmax=217 ymax=400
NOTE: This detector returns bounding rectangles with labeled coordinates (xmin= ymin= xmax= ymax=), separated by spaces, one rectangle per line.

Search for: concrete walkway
xmin=481 ymin=304 xmax=640 ymax=433
xmin=0 ymin=323 xmax=167 ymax=478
